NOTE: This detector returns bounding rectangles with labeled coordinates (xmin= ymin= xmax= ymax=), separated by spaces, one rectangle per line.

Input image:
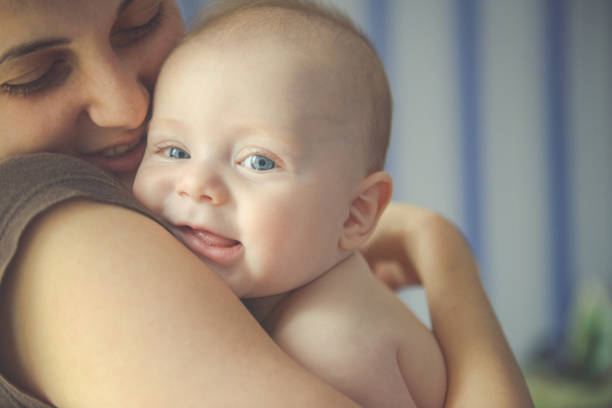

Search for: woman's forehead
xmin=0 ymin=0 xmax=118 ymax=26
xmin=0 ymin=0 xmax=137 ymax=27
xmin=0 ymin=0 xmax=114 ymax=12
xmin=0 ymin=0 xmax=139 ymax=51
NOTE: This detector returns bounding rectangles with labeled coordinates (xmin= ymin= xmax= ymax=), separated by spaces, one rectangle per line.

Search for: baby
xmin=133 ymin=1 xmax=446 ymax=406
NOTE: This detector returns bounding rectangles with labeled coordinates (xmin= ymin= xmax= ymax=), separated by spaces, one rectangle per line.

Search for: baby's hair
xmin=185 ymin=0 xmax=392 ymax=173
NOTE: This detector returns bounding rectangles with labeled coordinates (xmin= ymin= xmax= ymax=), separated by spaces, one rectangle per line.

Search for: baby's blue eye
xmin=164 ymin=147 xmax=190 ymax=159
xmin=243 ymin=154 xmax=276 ymax=171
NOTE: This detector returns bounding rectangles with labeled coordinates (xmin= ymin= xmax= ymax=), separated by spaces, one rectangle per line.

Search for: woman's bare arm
xmin=362 ymin=202 xmax=534 ymax=408
xmin=1 ymin=200 xmax=360 ymax=408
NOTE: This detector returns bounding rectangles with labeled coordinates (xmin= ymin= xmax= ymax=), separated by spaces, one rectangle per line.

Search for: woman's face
xmin=0 ymin=0 xmax=184 ymax=184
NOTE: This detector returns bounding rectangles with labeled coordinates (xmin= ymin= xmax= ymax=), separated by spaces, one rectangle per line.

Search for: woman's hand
xmin=361 ymin=202 xmax=475 ymax=290
xmin=361 ymin=202 xmax=535 ymax=407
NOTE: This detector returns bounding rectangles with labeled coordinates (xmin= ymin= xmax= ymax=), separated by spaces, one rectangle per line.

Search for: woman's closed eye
xmin=0 ymin=58 xmax=72 ymax=97
xmin=240 ymin=154 xmax=276 ymax=171
xmin=111 ymin=0 xmax=165 ymax=48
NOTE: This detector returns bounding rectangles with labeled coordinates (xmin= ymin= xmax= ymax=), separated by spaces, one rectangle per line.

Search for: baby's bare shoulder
xmin=268 ymin=252 xmax=425 ymax=344
xmin=266 ymin=256 xmax=427 ymax=407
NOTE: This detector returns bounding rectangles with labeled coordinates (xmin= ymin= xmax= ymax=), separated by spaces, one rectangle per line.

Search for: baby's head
xmin=184 ymin=0 xmax=392 ymax=174
xmin=134 ymin=0 xmax=393 ymax=298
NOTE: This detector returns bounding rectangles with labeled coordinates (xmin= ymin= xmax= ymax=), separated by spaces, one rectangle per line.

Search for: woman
xmin=0 ymin=0 xmax=533 ymax=407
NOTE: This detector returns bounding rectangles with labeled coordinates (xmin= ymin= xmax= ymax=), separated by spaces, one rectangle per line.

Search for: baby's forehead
xmin=186 ymin=11 xmax=370 ymax=107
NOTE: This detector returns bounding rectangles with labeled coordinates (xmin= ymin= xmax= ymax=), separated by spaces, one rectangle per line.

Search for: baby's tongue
xmin=191 ymin=229 xmax=239 ymax=247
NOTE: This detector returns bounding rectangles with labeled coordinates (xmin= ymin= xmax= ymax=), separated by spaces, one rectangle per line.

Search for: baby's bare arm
xmin=395 ymin=310 xmax=447 ymax=408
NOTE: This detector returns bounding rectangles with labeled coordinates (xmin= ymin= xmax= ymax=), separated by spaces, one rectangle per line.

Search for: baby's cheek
xmin=247 ymin=217 xmax=287 ymax=268
xmin=132 ymin=168 xmax=168 ymax=213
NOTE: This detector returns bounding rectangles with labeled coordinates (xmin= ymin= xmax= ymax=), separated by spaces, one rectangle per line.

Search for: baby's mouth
xmin=180 ymin=226 xmax=240 ymax=247
xmin=178 ymin=226 xmax=243 ymax=265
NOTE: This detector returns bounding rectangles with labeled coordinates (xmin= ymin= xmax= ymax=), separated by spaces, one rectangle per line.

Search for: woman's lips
xmin=81 ymin=135 xmax=146 ymax=176
xmin=179 ymin=226 xmax=243 ymax=266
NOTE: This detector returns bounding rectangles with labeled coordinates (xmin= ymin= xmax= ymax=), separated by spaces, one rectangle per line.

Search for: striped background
xmin=176 ymin=0 xmax=612 ymax=365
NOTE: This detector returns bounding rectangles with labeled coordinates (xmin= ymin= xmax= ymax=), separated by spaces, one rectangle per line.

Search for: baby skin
xmin=133 ymin=3 xmax=446 ymax=407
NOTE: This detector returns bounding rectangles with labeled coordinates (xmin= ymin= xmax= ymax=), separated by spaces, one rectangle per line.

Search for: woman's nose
xmin=83 ymin=55 xmax=150 ymax=130
xmin=175 ymin=165 xmax=230 ymax=206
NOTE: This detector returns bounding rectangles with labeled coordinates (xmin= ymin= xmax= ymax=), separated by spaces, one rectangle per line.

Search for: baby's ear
xmin=340 ymin=171 xmax=393 ymax=250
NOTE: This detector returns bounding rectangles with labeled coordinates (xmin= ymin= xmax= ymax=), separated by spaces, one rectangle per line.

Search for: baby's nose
xmin=175 ymin=166 xmax=229 ymax=205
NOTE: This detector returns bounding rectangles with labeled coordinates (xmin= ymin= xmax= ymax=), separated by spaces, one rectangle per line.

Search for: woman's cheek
xmin=136 ymin=3 xmax=185 ymax=84
xmin=0 ymin=98 xmax=76 ymax=157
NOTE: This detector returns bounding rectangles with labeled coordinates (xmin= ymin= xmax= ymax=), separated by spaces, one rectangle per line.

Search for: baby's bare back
xmin=264 ymin=253 xmax=447 ymax=408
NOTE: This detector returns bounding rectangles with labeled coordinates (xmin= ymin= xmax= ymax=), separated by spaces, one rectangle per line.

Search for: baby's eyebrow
xmin=0 ymin=38 xmax=70 ymax=65
xmin=148 ymin=117 xmax=190 ymax=137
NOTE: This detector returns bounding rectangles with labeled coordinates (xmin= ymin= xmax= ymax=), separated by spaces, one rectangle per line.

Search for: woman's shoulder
xmin=0 ymin=153 xmax=177 ymax=407
xmin=0 ymin=153 xmax=120 ymax=407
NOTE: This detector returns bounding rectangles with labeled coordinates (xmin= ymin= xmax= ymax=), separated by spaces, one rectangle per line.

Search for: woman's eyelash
xmin=111 ymin=3 xmax=165 ymax=48
xmin=0 ymin=60 xmax=70 ymax=97
xmin=125 ymin=4 xmax=164 ymax=37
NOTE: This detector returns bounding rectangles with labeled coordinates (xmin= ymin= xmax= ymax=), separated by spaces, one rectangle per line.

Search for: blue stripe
xmin=455 ymin=0 xmax=485 ymax=282
xmin=545 ymin=0 xmax=573 ymax=354
xmin=367 ymin=0 xmax=390 ymax=67
xmin=366 ymin=0 xmax=396 ymax=178
xmin=177 ymin=0 xmax=206 ymax=24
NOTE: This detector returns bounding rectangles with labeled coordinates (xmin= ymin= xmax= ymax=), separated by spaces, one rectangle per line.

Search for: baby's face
xmin=133 ymin=33 xmax=367 ymax=297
